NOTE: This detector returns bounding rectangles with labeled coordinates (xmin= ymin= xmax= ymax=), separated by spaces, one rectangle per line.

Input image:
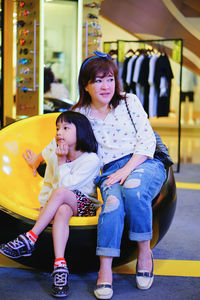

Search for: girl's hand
xmin=56 ymin=143 xmax=69 ymax=156
xmin=34 ymin=207 xmax=43 ymax=212
xmin=23 ymin=149 xmax=44 ymax=176
xmin=56 ymin=143 xmax=69 ymax=165
xmin=105 ymin=166 xmax=133 ymax=186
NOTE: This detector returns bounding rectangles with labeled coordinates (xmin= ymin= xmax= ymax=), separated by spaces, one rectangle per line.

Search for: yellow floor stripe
xmin=0 ymin=254 xmax=32 ymax=269
xmin=176 ymin=182 xmax=200 ymax=190
xmin=113 ymin=259 xmax=200 ymax=277
xmin=1 ymin=254 xmax=200 ymax=278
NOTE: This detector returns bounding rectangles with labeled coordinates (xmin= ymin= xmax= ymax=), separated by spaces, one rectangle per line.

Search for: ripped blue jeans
xmin=94 ymin=154 xmax=167 ymax=257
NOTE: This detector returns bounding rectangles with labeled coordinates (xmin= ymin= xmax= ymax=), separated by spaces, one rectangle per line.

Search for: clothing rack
xmin=103 ymin=38 xmax=183 ymax=173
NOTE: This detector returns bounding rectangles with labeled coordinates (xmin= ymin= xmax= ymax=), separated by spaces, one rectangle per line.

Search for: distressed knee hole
xmin=133 ymin=168 xmax=144 ymax=173
xmin=104 ymin=195 xmax=120 ymax=213
xmin=124 ymin=178 xmax=141 ymax=188
xmin=137 ymin=191 xmax=140 ymax=199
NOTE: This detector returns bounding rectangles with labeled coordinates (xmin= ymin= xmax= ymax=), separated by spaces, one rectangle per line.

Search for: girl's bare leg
xmin=31 ymin=187 xmax=77 ymax=236
xmin=52 ymin=204 xmax=75 ymax=258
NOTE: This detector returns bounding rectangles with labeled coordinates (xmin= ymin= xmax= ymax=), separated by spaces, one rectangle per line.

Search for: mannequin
xmin=180 ymin=66 xmax=197 ymax=125
xmin=181 ymin=95 xmax=195 ymax=125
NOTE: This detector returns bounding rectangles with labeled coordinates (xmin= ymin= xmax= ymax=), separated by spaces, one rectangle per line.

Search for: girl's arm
xmin=23 ymin=139 xmax=57 ymax=176
xmin=23 ymin=150 xmax=44 ymax=176
xmin=38 ymin=154 xmax=59 ymax=208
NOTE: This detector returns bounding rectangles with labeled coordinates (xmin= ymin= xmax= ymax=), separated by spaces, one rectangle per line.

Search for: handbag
xmin=125 ymin=100 xmax=173 ymax=168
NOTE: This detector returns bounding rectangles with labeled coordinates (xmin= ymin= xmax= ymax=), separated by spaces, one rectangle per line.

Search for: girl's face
xmin=85 ymin=72 xmax=115 ymax=107
xmin=56 ymin=120 xmax=77 ymax=148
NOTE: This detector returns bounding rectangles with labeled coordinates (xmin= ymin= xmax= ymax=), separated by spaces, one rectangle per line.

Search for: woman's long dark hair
xmin=73 ymin=57 xmax=125 ymax=110
xmin=56 ymin=111 xmax=98 ymax=153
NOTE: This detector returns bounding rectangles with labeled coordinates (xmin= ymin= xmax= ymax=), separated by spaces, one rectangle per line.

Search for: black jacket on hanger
xmin=154 ymin=54 xmax=174 ymax=117
xmin=137 ymin=55 xmax=150 ymax=115
xmin=122 ymin=56 xmax=132 ymax=92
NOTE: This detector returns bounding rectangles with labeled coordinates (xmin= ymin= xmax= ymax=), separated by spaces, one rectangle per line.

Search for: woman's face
xmin=85 ymin=72 xmax=115 ymax=107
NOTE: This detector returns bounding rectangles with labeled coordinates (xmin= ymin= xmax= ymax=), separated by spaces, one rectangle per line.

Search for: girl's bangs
xmin=56 ymin=114 xmax=71 ymax=124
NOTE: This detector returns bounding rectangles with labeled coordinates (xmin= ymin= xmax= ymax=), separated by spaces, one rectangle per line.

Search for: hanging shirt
xmin=126 ymin=55 xmax=137 ymax=85
xmin=132 ymin=55 xmax=145 ymax=83
xmin=148 ymin=54 xmax=158 ymax=118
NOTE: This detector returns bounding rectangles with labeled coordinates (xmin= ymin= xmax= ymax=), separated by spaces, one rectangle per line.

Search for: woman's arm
xmin=126 ymin=94 xmax=156 ymax=158
xmin=105 ymin=95 xmax=155 ymax=186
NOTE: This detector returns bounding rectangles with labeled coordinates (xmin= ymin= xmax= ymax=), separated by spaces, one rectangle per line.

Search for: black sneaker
xmin=0 ymin=233 xmax=35 ymax=258
xmin=51 ymin=266 xmax=69 ymax=298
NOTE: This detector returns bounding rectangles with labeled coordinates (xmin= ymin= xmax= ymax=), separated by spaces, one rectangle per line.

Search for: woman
xmin=24 ymin=52 xmax=167 ymax=299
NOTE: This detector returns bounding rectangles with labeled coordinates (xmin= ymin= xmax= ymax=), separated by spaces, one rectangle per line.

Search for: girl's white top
xmin=39 ymin=151 xmax=100 ymax=208
xmin=42 ymin=93 xmax=156 ymax=168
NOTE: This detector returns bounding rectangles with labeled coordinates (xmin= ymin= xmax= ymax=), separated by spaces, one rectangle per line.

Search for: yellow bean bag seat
xmin=0 ymin=113 xmax=177 ymax=272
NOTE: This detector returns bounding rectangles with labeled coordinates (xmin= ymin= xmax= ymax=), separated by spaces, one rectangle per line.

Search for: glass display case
xmin=44 ymin=0 xmax=78 ymax=102
xmin=0 ymin=0 xmax=93 ymax=124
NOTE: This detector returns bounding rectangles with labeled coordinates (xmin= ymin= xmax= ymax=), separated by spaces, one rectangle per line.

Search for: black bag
xmin=125 ymin=100 xmax=173 ymax=168
xmin=153 ymin=132 xmax=173 ymax=167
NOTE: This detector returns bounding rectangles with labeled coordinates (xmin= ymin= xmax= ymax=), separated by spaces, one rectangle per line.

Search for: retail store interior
xmin=0 ymin=1 xmax=200 ymax=299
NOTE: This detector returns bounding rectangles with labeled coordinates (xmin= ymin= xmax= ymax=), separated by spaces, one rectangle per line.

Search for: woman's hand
xmin=105 ymin=166 xmax=133 ymax=186
xmin=105 ymin=154 xmax=148 ymax=186
xmin=23 ymin=149 xmax=44 ymax=176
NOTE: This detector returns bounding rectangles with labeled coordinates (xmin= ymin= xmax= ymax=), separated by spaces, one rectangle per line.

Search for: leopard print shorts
xmin=73 ymin=189 xmax=96 ymax=217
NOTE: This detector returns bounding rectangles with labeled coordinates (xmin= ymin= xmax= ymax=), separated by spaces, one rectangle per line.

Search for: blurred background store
xmin=0 ymin=0 xmax=200 ymax=169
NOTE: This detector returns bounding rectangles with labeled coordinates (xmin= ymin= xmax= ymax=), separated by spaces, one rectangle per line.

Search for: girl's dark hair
xmin=73 ymin=57 xmax=125 ymax=110
xmin=56 ymin=111 xmax=98 ymax=153
xmin=44 ymin=67 xmax=55 ymax=93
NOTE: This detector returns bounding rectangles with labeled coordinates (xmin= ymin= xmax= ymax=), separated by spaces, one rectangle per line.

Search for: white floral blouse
xmin=77 ymin=93 xmax=156 ymax=167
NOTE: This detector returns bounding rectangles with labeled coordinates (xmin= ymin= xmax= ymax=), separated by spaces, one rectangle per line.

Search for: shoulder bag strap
xmin=124 ymin=99 xmax=137 ymax=133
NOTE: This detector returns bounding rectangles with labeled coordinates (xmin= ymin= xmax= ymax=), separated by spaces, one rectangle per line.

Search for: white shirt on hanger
xmin=132 ymin=54 xmax=144 ymax=83
xmin=126 ymin=55 xmax=137 ymax=85
xmin=148 ymin=54 xmax=158 ymax=118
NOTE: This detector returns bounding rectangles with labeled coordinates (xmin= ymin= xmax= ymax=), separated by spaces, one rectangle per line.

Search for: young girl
xmin=0 ymin=111 xmax=100 ymax=298
xmin=22 ymin=52 xmax=167 ymax=299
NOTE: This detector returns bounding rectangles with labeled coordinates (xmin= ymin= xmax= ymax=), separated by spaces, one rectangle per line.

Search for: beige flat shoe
xmin=136 ymin=254 xmax=154 ymax=290
xmin=94 ymin=282 xmax=113 ymax=299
